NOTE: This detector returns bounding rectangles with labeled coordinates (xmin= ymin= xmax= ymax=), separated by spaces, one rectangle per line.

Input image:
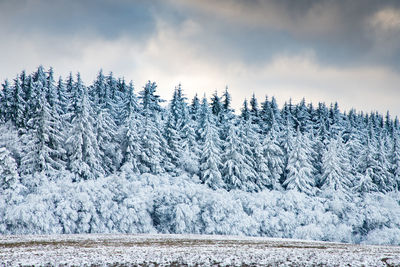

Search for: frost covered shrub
xmin=1 ymin=171 xmax=400 ymax=245
xmin=363 ymin=228 xmax=400 ymax=245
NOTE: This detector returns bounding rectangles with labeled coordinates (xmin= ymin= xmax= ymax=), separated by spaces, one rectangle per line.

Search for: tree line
xmin=1 ymin=66 xmax=400 ymax=198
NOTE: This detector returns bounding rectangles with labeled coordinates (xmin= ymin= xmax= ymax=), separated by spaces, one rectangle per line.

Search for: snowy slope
xmin=1 ymin=234 xmax=400 ymax=266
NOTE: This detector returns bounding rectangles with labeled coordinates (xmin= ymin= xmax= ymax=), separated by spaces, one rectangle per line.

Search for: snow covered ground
xmin=1 ymin=234 xmax=400 ymax=266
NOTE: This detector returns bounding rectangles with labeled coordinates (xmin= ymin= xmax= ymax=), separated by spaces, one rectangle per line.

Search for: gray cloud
xmin=167 ymin=0 xmax=400 ymax=68
xmin=1 ymin=0 xmax=400 ymax=117
xmin=0 ymin=0 xmax=157 ymax=40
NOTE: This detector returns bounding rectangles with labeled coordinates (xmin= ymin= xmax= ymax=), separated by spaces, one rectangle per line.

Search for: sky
xmin=1 ymin=0 xmax=400 ymax=116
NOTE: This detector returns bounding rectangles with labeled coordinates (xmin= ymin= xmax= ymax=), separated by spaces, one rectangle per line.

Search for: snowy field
xmin=1 ymin=234 xmax=400 ymax=266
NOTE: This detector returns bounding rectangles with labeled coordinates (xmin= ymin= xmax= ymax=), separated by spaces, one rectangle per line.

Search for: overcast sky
xmin=1 ymin=0 xmax=400 ymax=116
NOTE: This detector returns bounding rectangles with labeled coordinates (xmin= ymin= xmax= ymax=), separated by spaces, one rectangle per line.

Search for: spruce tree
xmin=221 ymin=122 xmax=257 ymax=191
xmin=241 ymin=99 xmax=250 ymax=121
xmin=65 ymin=74 xmax=104 ymax=181
xmin=262 ymin=130 xmax=284 ymax=190
xmin=210 ymin=90 xmax=222 ymax=119
xmin=20 ymin=87 xmax=64 ymax=177
xmin=283 ymin=129 xmax=316 ymax=195
xmin=119 ymin=82 xmax=141 ymax=173
xmin=0 ymin=146 xmax=19 ymax=191
xmin=198 ymin=97 xmax=223 ymax=189
xmin=11 ymin=76 xmax=26 ymax=128
xmin=138 ymin=81 xmax=165 ymax=174
xmin=320 ymin=137 xmax=352 ymax=197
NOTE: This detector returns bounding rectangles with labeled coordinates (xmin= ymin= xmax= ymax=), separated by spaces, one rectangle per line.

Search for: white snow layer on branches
xmin=1 ymin=171 xmax=400 ymax=245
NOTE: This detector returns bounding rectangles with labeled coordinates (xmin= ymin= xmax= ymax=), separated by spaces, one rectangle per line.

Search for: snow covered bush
xmin=1 ymin=171 xmax=400 ymax=245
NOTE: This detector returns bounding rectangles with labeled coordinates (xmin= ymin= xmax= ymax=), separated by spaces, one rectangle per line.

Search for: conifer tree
xmin=11 ymin=76 xmax=26 ymax=128
xmin=283 ymin=129 xmax=316 ymax=195
xmin=198 ymin=97 xmax=223 ymax=189
xmin=20 ymin=86 xmax=64 ymax=177
xmin=221 ymin=123 xmax=244 ymax=190
xmin=0 ymin=146 xmax=19 ymax=191
xmin=138 ymin=81 xmax=165 ymax=174
xmin=320 ymin=137 xmax=352 ymax=197
xmin=190 ymin=93 xmax=201 ymax=121
xmin=253 ymin=134 xmax=272 ymax=190
xmin=222 ymin=86 xmax=233 ymax=113
xmin=95 ymin=108 xmax=119 ymax=175
xmin=262 ymin=129 xmax=284 ymax=190
xmin=241 ymin=99 xmax=250 ymax=121
xmin=66 ymin=74 xmax=104 ymax=181
xmin=210 ymin=90 xmax=222 ymax=119
xmin=0 ymin=80 xmax=12 ymax=123
xmin=391 ymin=133 xmax=400 ymax=191
xmin=237 ymin=120 xmax=259 ymax=191
xmin=358 ymin=125 xmax=392 ymax=192
xmin=221 ymin=122 xmax=257 ymax=191
xmin=294 ymin=98 xmax=311 ymax=133
xmin=119 ymin=82 xmax=141 ymax=173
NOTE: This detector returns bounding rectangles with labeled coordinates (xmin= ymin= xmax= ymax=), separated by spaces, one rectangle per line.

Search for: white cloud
xmin=370 ymin=8 xmax=400 ymax=31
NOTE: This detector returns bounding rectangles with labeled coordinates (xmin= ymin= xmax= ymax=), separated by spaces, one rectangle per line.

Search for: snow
xmin=1 ymin=173 xmax=400 ymax=245
xmin=1 ymin=234 xmax=399 ymax=266
xmin=2 ymin=66 xmax=400 ymax=247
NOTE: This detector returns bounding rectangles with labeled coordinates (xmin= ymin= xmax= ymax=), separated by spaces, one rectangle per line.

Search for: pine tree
xmin=320 ymin=137 xmax=352 ymax=197
xmin=344 ymin=124 xmax=364 ymax=185
xmin=164 ymin=85 xmax=191 ymax=172
xmin=294 ymin=98 xmax=311 ymax=133
xmin=45 ymin=68 xmax=58 ymax=108
xmin=120 ymin=112 xmax=142 ymax=174
xmin=262 ymin=130 xmax=284 ymax=190
xmin=281 ymin=118 xmax=295 ymax=184
xmin=138 ymin=81 xmax=165 ymax=174
xmin=0 ymin=146 xmax=19 ymax=191
xmin=120 ymin=81 xmax=139 ymax=124
xmin=249 ymin=93 xmax=259 ymax=123
xmin=221 ymin=123 xmax=244 ymax=190
xmin=391 ymin=133 xmax=400 ymax=191
xmin=56 ymin=77 xmax=69 ymax=118
xmin=353 ymin=168 xmax=378 ymax=195
xmin=119 ymin=82 xmax=141 ymax=173
xmin=259 ymin=96 xmax=271 ymax=134
xmin=376 ymin=132 xmax=394 ymax=191
xmin=190 ymin=93 xmax=201 ymax=121
xmin=241 ymin=99 xmax=250 ymax=121
xmin=164 ymin=112 xmax=182 ymax=170
xmin=281 ymin=99 xmax=295 ymax=128
xmin=313 ymin=113 xmax=330 ymax=186
xmin=0 ymin=80 xmax=12 ymax=123
xmin=65 ymin=74 xmax=104 ymax=181
xmin=95 ymin=108 xmax=119 ymax=175
xmin=210 ymin=90 xmax=222 ymax=119
xmin=329 ymin=102 xmax=345 ymax=137
xmin=221 ymin=122 xmax=257 ymax=191
xmin=358 ymin=125 xmax=392 ymax=192
xmin=139 ymin=81 xmax=163 ymax=115
xmin=105 ymin=72 xmax=119 ymax=122
xmin=283 ymin=129 xmax=316 ymax=195
xmin=180 ymin=117 xmax=200 ymax=175
xmin=222 ymin=86 xmax=233 ymax=113
xmin=10 ymin=76 xmax=26 ymax=128
xmin=237 ymin=120 xmax=259 ymax=191
xmin=20 ymin=87 xmax=64 ymax=177
xmin=199 ymin=97 xmax=223 ymax=189
xmin=253 ymin=134 xmax=272 ymax=190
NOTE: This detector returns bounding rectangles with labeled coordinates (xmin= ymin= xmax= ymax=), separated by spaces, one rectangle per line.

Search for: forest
xmin=0 ymin=66 xmax=399 ymax=245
